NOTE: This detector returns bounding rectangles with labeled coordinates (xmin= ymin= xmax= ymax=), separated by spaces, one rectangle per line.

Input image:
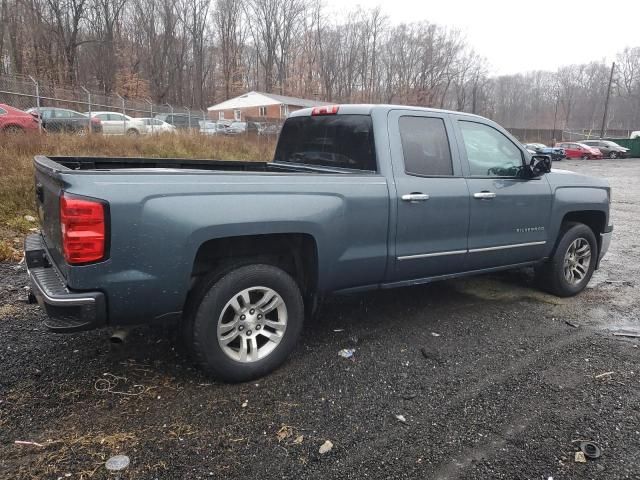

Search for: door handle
xmin=473 ymin=191 xmax=497 ymax=199
xmin=401 ymin=193 xmax=430 ymax=202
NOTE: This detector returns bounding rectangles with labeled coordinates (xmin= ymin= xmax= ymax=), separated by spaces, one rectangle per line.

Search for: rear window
xmin=399 ymin=116 xmax=453 ymax=176
xmin=274 ymin=115 xmax=376 ymax=171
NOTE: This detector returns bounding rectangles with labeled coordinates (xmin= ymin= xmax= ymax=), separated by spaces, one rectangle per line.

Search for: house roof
xmin=207 ymin=91 xmax=330 ymax=111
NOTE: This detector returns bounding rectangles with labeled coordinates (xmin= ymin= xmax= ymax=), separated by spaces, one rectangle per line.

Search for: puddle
xmin=449 ymin=275 xmax=566 ymax=305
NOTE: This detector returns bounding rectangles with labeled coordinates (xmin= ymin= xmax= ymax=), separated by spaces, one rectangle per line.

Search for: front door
xmin=454 ymin=118 xmax=552 ymax=270
xmin=389 ymin=111 xmax=470 ymax=282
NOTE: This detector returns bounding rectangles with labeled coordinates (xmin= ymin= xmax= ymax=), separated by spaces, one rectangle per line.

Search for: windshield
xmin=274 ymin=115 xmax=376 ymax=171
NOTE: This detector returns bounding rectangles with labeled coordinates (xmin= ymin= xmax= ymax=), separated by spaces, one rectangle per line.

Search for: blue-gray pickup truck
xmin=26 ymin=104 xmax=613 ymax=382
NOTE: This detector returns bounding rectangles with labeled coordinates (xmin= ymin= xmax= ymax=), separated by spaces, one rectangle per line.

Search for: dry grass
xmin=0 ymin=132 xmax=275 ymax=260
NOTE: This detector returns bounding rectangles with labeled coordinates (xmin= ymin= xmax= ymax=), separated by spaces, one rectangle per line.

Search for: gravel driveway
xmin=1 ymin=159 xmax=639 ymax=479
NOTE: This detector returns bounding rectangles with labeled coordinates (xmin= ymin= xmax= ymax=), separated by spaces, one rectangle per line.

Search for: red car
xmin=554 ymin=142 xmax=603 ymax=160
xmin=0 ymin=103 xmax=40 ymax=133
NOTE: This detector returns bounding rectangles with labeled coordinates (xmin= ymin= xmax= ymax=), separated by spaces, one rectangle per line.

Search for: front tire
xmin=582 ymin=154 xmax=589 ymax=160
xmin=535 ymin=222 xmax=597 ymax=297
xmin=187 ymin=264 xmax=304 ymax=382
xmin=609 ymin=151 xmax=618 ymax=159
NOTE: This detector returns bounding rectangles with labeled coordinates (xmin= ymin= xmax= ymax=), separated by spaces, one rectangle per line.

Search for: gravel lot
xmin=1 ymin=159 xmax=639 ymax=480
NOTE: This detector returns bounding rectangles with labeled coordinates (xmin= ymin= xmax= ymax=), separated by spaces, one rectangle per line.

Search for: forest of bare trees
xmin=1 ymin=0 xmax=639 ymax=130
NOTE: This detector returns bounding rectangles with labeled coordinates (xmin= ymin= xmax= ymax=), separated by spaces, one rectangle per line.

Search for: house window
xmin=280 ymin=104 xmax=289 ymax=118
xmin=258 ymin=106 xmax=267 ymax=117
xmin=218 ymin=111 xmax=225 ymax=120
xmin=234 ymin=109 xmax=242 ymax=121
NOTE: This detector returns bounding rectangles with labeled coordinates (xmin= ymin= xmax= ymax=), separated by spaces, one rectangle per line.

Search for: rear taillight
xmin=311 ymin=105 xmax=340 ymax=116
xmin=60 ymin=194 xmax=106 ymax=264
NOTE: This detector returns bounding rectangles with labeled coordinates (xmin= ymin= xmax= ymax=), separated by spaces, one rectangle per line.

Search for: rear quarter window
xmin=274 ymin=115 xmax=377 ymax=171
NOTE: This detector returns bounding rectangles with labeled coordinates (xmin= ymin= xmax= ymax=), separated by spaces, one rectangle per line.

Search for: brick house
xmin=207 ymin=91 xmax=330 ymax=122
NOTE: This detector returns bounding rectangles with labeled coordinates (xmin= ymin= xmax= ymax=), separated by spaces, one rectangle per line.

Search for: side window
xmin=42 ymin=110 xmax=53 ymax=119
xmin=109 ymin=114 xmax=124 ymax=121
xmin=399 ymin=116 xmax=453 ymax=176
xmin=459 ymin=121 xmax=523 ymax=177
xmin=96 ymin=114 xmax=110 ymax=121
xmin=0 ymin=107 xmax=6 ymax=115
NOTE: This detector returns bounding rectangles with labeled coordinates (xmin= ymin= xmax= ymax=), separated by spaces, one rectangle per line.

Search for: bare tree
xmin=86 ymin=0 xmax=127 ymax=93
xmin=44 ymin=0 xmax=90 ymax=84
xmin=214 ymin=0 xmax=245 ymax=99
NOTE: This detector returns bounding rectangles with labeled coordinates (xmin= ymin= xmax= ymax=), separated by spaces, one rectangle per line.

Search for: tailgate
xmin=34 ymin=157 xmax=68 ymax=277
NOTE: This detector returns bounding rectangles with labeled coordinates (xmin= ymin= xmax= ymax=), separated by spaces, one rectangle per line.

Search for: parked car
xmin=258 ymin=123 xmax=281 ymax=136
xmin=26 ymin=107 xmax=102 ymax=134
xmin=0 ymin=103 xmax=40 ymax=133
xmin=523 ymin=143 xmax=565 ymax=161
xmin=555 ymin=142 xmax=602 ymax=159
xmin=199 ymin=120 xmax=228 ymax=135
xmin=86 ymin=112 xmax=145 ymax=136
xmin=225 ymin=121 xmax=248 ymax=135
xmin=26 ymin=104 xmax=612 ymax=382
xmin=155 ymin=113 xmax=197 ymax=130
xmin=581 ymin=140 xmax=629 ymax=159
xmin=138 ymin=117 xmax=176 ymax=134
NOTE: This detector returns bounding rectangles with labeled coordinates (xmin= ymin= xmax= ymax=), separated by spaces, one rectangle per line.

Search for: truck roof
xmin=289 ymin=104 xmax=484 ymax=120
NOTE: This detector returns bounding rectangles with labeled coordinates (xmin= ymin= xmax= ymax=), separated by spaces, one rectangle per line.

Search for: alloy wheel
xmin=563 ymin=238 xmax=591 ymax=285
xmin=216 ymin=286 xmax=287 ymax=363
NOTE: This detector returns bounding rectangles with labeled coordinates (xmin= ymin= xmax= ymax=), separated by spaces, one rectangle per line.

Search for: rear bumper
xmin=25 ymin=234 xmax=106 ymax=333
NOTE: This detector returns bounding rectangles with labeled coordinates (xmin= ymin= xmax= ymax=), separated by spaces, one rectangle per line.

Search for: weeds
xmin=0 ymin=132 xmax=275 ymax=260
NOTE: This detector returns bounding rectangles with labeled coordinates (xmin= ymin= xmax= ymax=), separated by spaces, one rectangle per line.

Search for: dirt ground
xmin=1 ymin=159 xmax=639 ymax=480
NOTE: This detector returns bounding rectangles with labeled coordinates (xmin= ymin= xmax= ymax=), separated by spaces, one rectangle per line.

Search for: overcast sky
xmin=324 ymin=0 xmax=639 ymax=75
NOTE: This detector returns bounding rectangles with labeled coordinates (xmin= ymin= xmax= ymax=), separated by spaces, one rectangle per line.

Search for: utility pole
xmin=600 ymin=62 xmax=615 ymax=139
xmin=552 ymin=92 xmax=560 ymax=144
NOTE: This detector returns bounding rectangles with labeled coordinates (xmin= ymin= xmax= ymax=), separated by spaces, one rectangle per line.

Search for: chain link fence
xmin=0 ymin=73 xmax=283 ymax=136
xmin=560 ymin=129 xmax=634 ymax=142
xmin=507 ymin=127 xmax=635 ymax=145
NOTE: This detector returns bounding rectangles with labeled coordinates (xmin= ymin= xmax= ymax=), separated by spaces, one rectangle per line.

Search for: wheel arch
xmin=188 ymin=233 xmax=319 ymax=303
xmin=550 ymin=210 xmax=606 ymax=257
xmin=2 ymin=123 xmax=24 ymax=132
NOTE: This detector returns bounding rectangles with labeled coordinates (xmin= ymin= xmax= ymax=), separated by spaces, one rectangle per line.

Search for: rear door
xmin=95 ymin=113 xmax=112 ymax=134
xmin=454 ymin=117 xmax=552 ymax=270
xmin=54 ymin=109 xmax=78 ymax=132
xmin=109 ymin=113 xmax=127 ymax=134
xmin=389 ymin=110 xmax=470 ymax=281
xmin=42 ymin=109 xmax=65 ymax=132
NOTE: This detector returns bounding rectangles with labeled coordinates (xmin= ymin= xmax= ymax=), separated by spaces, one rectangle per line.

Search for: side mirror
xmin=529 ymin=155 xmax=551 ymax=176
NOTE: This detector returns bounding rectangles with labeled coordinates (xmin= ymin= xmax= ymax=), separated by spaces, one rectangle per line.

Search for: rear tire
xmin=535 ymin=222 xmax=597 ymax=297
xmin=187 ymin=264 xmax=304 ymax=382
xmin=126 ymin=128 xmax=139 ymax=136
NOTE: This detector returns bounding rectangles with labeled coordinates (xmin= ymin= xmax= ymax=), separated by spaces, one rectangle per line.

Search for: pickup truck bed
xmin=26 ymin=104 xmax=613 ymax=382
xmin=38 ymin=155 xmax=329 ymax=172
